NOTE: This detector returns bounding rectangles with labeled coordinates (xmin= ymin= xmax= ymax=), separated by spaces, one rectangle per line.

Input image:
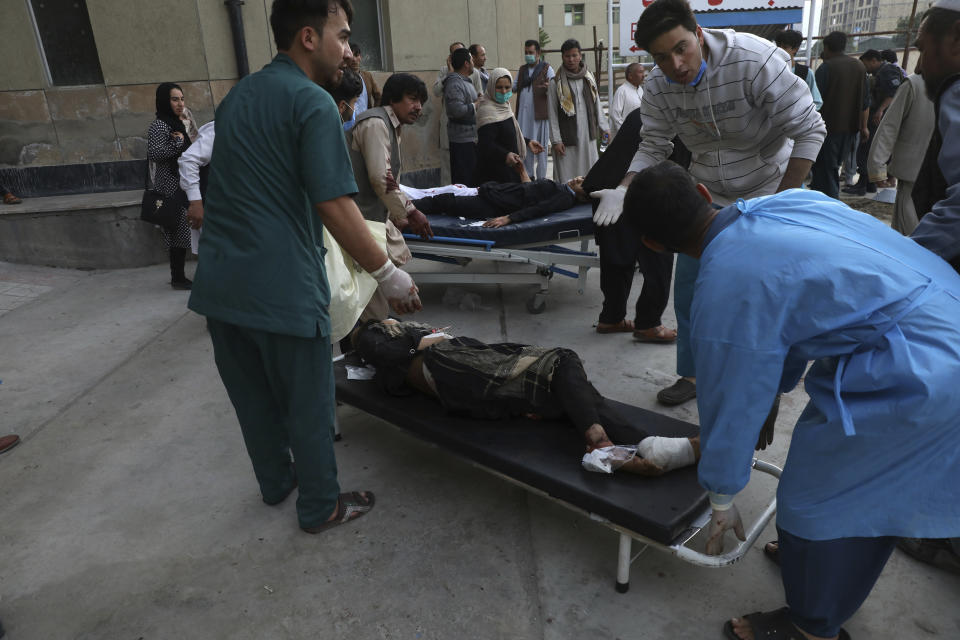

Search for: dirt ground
xmin=838 ymin=192 xmax=894 ymax=224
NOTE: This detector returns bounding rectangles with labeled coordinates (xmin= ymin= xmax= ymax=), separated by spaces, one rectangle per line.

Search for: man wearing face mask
xmin=347 ymin=73 xmax=433 ymax=319
xmin=515 ymin=39 xmax=554 ymax=181
xmin=592 ymin=0 xmax=825 ymax=407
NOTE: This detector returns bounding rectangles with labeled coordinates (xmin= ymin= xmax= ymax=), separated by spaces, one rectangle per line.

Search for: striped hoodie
xmin=629 ymin=28 xmax=826 ymax=204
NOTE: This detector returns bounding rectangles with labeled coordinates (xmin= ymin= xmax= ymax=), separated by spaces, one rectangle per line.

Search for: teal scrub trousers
xmin=207 ymin=318 xmax=339 ymax=529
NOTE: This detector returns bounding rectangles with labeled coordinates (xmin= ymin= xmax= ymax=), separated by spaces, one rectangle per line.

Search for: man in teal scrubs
xmin=189 ymin=0 xmax=421 ymax=533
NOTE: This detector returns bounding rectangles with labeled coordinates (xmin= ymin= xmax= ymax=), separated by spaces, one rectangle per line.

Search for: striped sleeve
xmin=628 ymin=83 xmax=675 ymax=173
xmin=750 ymin=47 xmax=825 ymax=161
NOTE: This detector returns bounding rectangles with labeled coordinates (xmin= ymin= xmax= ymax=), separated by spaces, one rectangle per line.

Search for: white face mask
xmin=340 ymin=102 xmax=355 ymax=124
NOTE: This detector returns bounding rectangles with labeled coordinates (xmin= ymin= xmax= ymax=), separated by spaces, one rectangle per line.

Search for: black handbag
xmin=140 ymin=160 xmax=184 ymax=229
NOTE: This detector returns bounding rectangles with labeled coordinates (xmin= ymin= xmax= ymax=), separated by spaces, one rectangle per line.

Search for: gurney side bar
xmin=669 ymin=459 xmax=781 ymax=568
xmin=612 ymin=458 xmax=781 ymax=592
xmin=403 ymin=233 xmax=495 ymax=250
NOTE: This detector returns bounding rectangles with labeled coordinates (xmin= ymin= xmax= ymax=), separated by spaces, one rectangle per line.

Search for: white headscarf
xmin=476 ymin=67 xmax=527 ymax=159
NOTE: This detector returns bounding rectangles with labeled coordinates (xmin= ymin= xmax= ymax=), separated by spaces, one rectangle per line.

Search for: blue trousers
xmin=673 ymin=253 xmax=699 ymax=377
xmin=207 ymin=319 xmax=340 ymax=529
xmin=779 ymin=527 xmax=896 ymax=637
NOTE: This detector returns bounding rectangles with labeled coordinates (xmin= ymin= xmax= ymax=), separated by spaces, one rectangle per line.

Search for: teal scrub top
xmin=189 ymin=53 xmax=358 ymax=338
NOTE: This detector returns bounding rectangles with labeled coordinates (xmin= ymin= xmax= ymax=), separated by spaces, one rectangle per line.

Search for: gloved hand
xmin=705 ymin=502 xmax=746 ymax=556
xmin=590 ymin=185 xmax=627 ymax=227
xmin=756 ymin=394 xmax=781 ymax=451
xmin=371 ymin=260 xmax=422 ymax=315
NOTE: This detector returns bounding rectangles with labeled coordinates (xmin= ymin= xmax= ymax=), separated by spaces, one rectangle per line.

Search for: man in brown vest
xmin=347 ymin=73 xmax=433 ymax=320
xmin=809 ymin=31 xmax=869 ymax=199
xmin=515 ymin=39 xmax=554 ymax=180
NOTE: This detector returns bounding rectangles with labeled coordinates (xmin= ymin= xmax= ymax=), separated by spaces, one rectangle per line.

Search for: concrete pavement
xmin=0 ymin=256 xmax=956 ymax=639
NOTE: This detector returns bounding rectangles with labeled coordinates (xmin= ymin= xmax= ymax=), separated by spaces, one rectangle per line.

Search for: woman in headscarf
xmin=474 ymin=68 xmax=544 ymax=184
xmin=146 ymin=82 xmax=193 ymax=289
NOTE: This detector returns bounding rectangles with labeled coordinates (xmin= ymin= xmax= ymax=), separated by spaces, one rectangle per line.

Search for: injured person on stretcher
xmin=350 ymin=319 xmax=700 ymax=475
xmin=409 ymin=176 xmax=591 ymax=228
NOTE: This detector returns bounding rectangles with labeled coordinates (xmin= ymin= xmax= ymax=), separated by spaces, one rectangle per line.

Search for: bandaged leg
xmin=637 ymin=436 xmax=696 ymax=472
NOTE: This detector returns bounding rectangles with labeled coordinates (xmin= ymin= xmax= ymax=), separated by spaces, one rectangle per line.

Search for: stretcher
xmin=403 ymin=203 xmax=599 ymax=314
xmin=333 ymin=358 xmax=781 ymax=591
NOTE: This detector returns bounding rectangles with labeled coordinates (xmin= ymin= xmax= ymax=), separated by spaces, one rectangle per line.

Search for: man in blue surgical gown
xmin=624 ymin=161 xmax=960 ymax=640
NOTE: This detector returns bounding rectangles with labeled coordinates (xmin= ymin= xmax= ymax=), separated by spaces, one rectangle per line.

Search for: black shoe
xmin=865 ymin=183 xmax=877 ymax=194
xmin=841 ymin=185 xmax=866 ymax=196
xmin=657 ymin=378 xmax=697 ymax=406
xmin=898 ymin=538 xmax=960 ymax=575
xmin=171 ymin=278 xmax=192 ymax=290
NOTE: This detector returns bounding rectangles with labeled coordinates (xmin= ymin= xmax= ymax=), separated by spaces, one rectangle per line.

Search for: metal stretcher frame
xmin=331 ymin=377 xmax=782 ymax=592
xmin=458 ymin=454 xmax=781 ymax=593
xmin=403 ymin=234 xmax=600 ymax=314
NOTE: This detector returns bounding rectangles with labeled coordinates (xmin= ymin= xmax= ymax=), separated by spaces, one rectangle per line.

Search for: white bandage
xmin=637 ymin=436 xmax=695 ymax=472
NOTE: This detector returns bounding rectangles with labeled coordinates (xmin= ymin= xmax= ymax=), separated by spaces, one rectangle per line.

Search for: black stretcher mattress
xmin=421 ymin=203 xmax=595 ymax=246
xmin=335 ymin=360 xmax=708 ymax=545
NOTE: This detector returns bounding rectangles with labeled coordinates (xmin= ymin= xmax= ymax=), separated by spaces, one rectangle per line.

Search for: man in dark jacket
xmin=810 ymin=31 xmax=869 ymax=199
xmin=443 ymin=48 xmax=479 ymax=185
xmin=412 ymin=177 xmax=589 ymax=227
xmin=844 ymin=49 xmax=903 ymax=195
xmin=583 ymin=107 xmax=690 ymax=342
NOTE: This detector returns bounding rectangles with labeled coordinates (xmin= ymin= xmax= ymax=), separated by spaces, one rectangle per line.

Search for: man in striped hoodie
xmin=591 ymin=0 xmax=825 ymax=407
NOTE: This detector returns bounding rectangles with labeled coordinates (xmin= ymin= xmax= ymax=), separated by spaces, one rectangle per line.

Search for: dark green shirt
xmin=189 ymin=54 xmax=358 ymax=338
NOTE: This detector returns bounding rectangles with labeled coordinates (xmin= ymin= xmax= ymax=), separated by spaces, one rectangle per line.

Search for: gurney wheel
xmin=526 ymin=293 xmax=547 ymax=314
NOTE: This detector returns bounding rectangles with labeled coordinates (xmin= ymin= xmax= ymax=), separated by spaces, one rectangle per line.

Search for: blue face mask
xmin=494 ymin=91 xmax=513 ymax=104
xmin=666 ymin=58 xmax=707 ymax=86
xmin=525 ymin=54 xmax=537 ymax=64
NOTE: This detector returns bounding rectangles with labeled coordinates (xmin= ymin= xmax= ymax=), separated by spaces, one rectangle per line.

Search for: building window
xmin=564 ymin=4 xmax=585 ymax=26
xmin=28 ymin=0 xmax=103 ymax=86
xmin=612 ymin=6 xmax=620 ymax=24
xmin=349 ymin=0 xmax=385 ymax=70
xmin=538 ymin=5 xmax=544 ymax=28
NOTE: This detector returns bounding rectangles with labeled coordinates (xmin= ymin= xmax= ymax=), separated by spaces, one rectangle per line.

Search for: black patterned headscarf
xmin=155 ymin=82 xmax=188 ymax=137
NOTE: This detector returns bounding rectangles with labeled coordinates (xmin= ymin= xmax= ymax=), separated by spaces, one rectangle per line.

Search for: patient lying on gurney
xmin=351 ymin=319 xmax=700 ymax=475
xmin=409 ymin=177 xmax=590 ymax=228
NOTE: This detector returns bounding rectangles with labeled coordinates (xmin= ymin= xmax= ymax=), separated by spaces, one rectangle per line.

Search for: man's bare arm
xmin=619 ymin=171 xmax=637 ymax=188
xmin=315 ymin=196 xmax=389 ymax=272
xmin=776 ymin=158 xmax=814 ymax=192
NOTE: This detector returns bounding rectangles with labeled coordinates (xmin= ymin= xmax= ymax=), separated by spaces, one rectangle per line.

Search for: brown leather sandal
xmin=3 ymin=192 xmax=22 ymax=205
xmin=596 ymin=319 xmax=634 ymax=334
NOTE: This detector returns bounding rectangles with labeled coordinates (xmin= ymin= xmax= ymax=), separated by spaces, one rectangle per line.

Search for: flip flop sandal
xmin=301 ymin=491 xmax=375 ymax=534
xmin=633 ymin=325 xmax=678 ymax=343
xmin=596 ymin=319 xmax=634 ymax=334
xmin=0 ymin=434 xmax=21 ymax=454
xmin=3 ymin=193 xmax=22 ymax=205
xmin=763 ymin=539 xmax=781 ymax=566
xmin=723 ymin=607 xmax=851 ymax=640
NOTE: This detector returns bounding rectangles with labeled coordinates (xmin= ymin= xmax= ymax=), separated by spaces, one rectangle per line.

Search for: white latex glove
xmin=705 ymin=502 xmax=746 ymax=556
xmin=371 ymin=260 xmax=422 ymax=314
xmin=590 ymin=185 xmax=627 ymax=226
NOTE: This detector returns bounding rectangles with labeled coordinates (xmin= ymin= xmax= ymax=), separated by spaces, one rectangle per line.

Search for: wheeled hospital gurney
xmin=333 ymin=358 xmax=781 ymax=591
xmin=402 ymin=203 xmax=600 ymax=314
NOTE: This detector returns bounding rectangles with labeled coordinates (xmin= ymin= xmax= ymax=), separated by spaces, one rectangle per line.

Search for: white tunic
xmin=609 ymin=81 xmax=643 ymax=140
xmin=547 ymin=77 xmax=608 ymax=183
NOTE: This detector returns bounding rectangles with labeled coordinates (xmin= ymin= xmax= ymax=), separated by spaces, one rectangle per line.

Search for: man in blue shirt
xmin=624 ymin=161 xmax=960 ymax=640
xmin=189 ymin=0 xmax=420 ymax=535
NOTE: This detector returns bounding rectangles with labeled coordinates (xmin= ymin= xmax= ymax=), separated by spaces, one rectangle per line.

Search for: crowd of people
xmin=91 ymin=0 xmax=959 ymax=639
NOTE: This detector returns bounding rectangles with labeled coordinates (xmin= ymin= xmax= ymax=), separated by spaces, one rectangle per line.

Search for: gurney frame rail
xmin=477 ymin=456 xmax=781 ymax=593
xmin=404 ymin=236 xmax=599 ymax=314
xmin=334 ymin=404 xmax=781 ymax=592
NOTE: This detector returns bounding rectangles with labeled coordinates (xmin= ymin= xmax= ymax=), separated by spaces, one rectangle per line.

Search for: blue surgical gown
xmin=692 ymin=189 xmax=960 ymax=541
